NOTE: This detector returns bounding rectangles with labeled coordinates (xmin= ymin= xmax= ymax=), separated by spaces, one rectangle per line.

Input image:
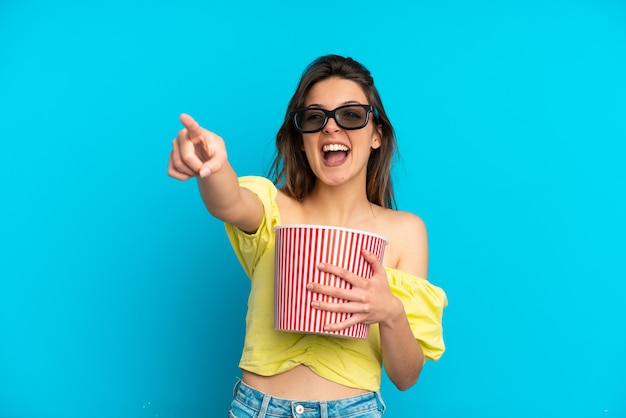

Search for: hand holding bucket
xmin=274 ymin=225 xmax=388 ymax=339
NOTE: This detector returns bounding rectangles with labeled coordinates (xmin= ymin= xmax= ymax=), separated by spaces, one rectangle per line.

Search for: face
xmin=301 ymin=77 xmax=382 ymax=188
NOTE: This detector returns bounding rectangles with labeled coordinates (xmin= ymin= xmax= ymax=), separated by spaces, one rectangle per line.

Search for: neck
xmin=303 ymin=183 xmax=374 ymax=228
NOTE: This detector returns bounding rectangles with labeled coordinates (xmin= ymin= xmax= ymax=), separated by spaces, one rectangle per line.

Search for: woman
xmin=168 ymin=54 xmax=447 ymax=417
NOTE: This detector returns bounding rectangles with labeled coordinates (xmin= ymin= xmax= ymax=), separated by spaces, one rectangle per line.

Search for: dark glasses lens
xmin=291 ymin=104 xmax=375 ymax=133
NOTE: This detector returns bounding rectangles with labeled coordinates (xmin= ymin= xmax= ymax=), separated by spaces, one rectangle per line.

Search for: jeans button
xmin=295 ymin=404 xmax=305 ymax=414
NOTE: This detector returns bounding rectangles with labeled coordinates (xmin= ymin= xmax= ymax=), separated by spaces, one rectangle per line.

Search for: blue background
xmin=1 ymin=1 xmax=625 ymax=417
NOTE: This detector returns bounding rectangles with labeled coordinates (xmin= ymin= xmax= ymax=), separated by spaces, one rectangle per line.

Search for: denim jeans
xmin=228 ymin=379 xmax=386 ymax=418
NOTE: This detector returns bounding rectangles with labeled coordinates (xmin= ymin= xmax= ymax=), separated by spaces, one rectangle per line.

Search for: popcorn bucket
xmin=274 ymin=225 xmax=388 ymax=339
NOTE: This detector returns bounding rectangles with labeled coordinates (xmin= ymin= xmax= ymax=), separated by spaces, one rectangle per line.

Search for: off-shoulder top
xmin=225 ymin=176 xmax=447 ymax=391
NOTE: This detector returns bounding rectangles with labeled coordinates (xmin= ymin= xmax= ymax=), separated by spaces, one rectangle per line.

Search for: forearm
xmin=197 ymin=161 xmax=263 ymax=233
xmin=380 ymin=298 xmax=424 ymax=391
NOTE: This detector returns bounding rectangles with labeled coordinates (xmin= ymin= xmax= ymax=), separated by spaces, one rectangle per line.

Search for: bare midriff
xmin=242 ymin=365 xmax=369 ymax=400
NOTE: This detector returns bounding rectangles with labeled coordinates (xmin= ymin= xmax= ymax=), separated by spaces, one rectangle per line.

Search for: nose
xmin=322 ymin=115 xmax=341 ymax=133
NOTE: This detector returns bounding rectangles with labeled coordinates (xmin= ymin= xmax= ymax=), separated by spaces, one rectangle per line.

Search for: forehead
xmin=305 ymin=77 xmax=368 ymax=107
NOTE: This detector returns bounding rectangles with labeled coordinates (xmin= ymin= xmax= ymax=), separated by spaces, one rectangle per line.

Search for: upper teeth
xmin=323 ymin=144 xmax=349 ymax=152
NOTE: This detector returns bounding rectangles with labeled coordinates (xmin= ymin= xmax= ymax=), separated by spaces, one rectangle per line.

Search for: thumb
xmin=362 ymin=248 xmax=385 ymax=274
xmin=180 ymin=113 xmax=204 ymax=139
xmin=199 ymin=161 xmax=213 ymax=178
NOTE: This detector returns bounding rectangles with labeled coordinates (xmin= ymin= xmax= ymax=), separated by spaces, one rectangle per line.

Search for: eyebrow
xmin=305 ymin=100 xmax=363 ymax=108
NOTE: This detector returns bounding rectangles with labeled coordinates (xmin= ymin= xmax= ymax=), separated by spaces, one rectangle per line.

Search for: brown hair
xmin=269 ymin=54 xmax=398 ymax=209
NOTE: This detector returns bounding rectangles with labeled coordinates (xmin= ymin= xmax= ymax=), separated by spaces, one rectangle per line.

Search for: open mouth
xmin=322 ymin=144 xmax=350 ymax=164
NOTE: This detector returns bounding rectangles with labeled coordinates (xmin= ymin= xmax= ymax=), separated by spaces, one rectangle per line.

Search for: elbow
xmin=390 ymin=363 xmax=423 ymax=391
xmin=394 ymin=373 xmax=420 ymax=392
xmin=396 ymin=382 xmax=414 ymax=392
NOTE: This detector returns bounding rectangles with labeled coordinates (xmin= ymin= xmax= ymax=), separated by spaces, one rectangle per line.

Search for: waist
xmin=233 ymin=379 xmax=385 ymax=416
xmin=243 ymin=366 xmax=369 ymax=400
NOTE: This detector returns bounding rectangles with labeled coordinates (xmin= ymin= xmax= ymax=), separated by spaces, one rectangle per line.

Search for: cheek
xmin=301 ymin=141 xmax=320 ymax=164
xmin=301 ymin=138 xmax=313 ymax=152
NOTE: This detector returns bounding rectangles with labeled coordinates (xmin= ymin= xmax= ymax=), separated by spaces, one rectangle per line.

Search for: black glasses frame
xmin=290 ymin=104 xmax=378 ymax=133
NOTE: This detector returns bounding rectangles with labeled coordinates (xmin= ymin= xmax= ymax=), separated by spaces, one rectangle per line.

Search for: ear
xmin=371 ymin=124 xmax=383 ymax=150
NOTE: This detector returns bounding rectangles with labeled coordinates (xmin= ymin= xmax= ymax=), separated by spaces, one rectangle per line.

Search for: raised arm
xmin=167 ymin=113 xmax=264 ymax=233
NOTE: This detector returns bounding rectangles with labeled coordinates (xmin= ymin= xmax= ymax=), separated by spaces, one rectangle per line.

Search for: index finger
xmin=179 ymin=113 xmax=203 ymax=139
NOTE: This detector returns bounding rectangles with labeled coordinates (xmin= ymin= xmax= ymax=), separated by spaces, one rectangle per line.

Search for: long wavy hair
xmin=268 ymin=55 xmax=398 ymax=209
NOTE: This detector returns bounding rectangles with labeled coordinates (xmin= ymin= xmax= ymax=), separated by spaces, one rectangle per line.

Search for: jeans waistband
xmin=232 ymin=379 xmax=385 ymax=417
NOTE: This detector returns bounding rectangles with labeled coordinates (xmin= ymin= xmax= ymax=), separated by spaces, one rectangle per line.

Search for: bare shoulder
xmin=378 ymin=208 xmax=429 ymax=279
xmin=275 ymin=189 xmax=302 ymax=225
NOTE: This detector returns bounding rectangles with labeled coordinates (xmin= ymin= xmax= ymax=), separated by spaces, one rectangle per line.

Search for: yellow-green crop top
xmin=224 ymin=176 xmax=447 ymax=391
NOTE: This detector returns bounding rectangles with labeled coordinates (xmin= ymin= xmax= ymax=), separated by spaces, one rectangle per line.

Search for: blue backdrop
xmin=1 ymin=1 xmax=625 ymax=417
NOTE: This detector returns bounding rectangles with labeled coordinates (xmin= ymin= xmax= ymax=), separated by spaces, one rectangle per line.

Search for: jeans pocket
xmin=228 ymin=400 xmax=258 ymax=418
xmin=345 ymin=408 xmax=384 ymax=418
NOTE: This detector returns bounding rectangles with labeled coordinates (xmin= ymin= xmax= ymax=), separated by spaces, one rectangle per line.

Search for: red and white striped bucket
xmin=274 ymin=225 xmax=388 ymax=339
